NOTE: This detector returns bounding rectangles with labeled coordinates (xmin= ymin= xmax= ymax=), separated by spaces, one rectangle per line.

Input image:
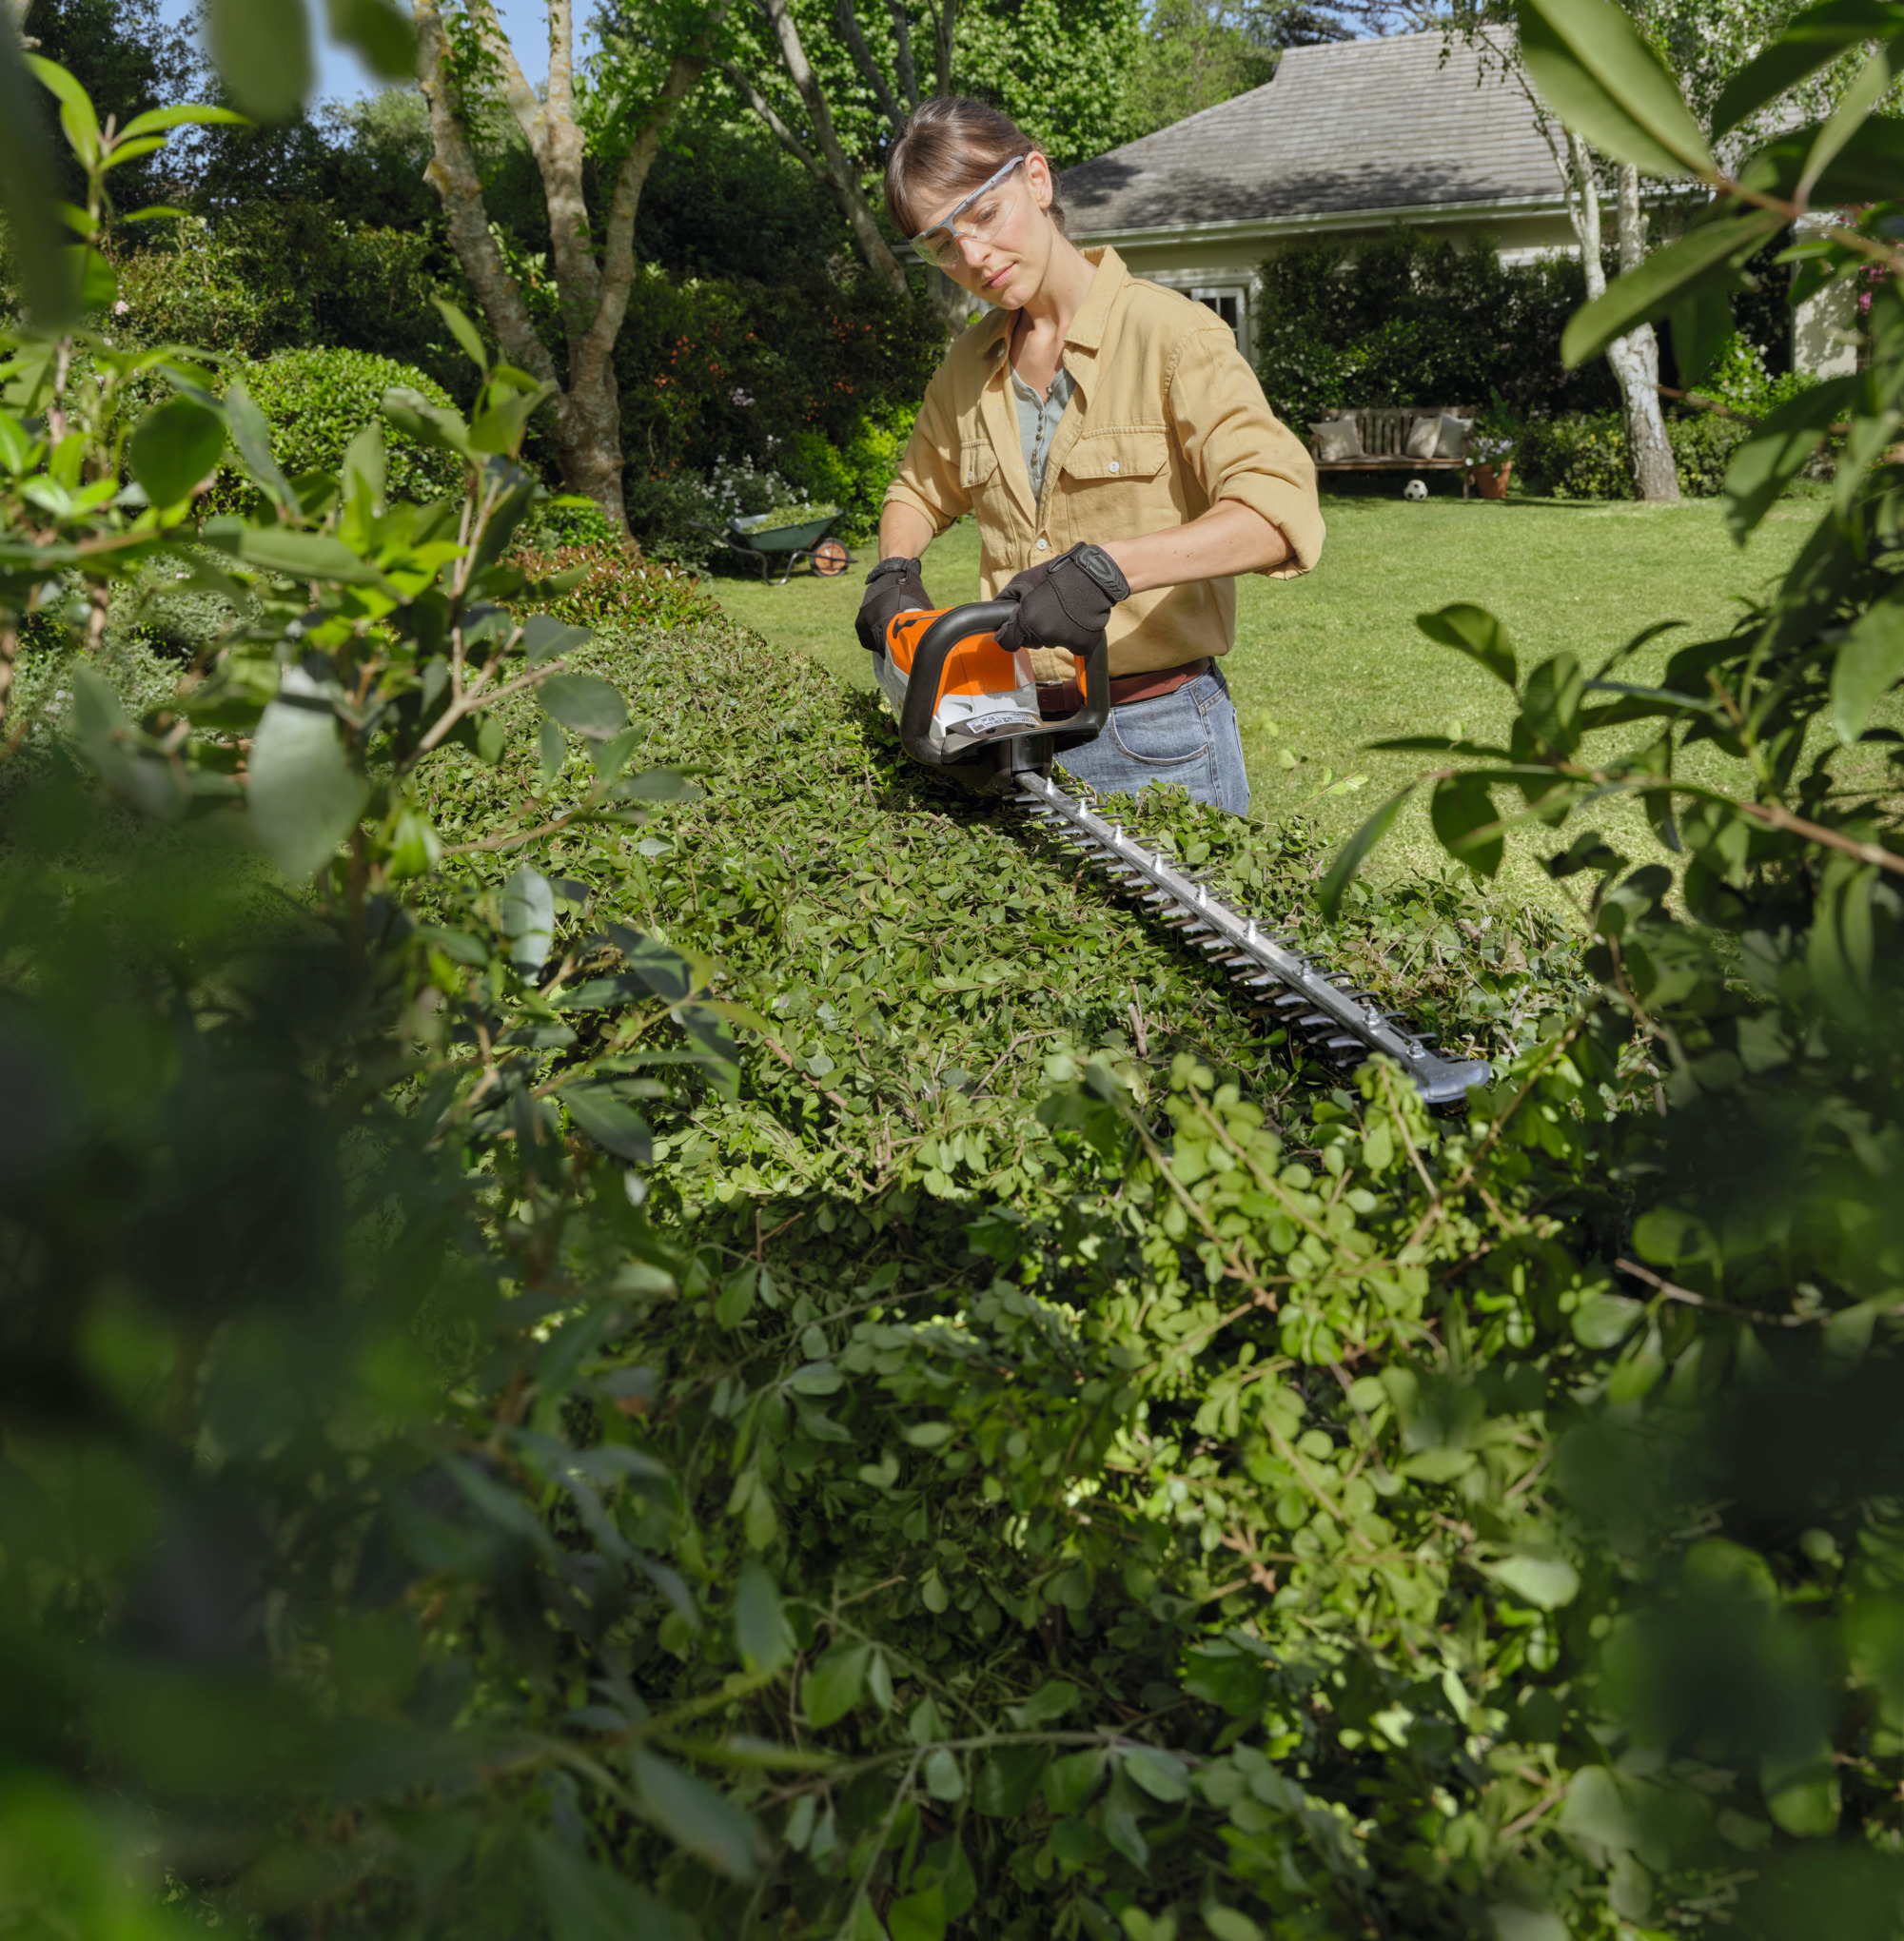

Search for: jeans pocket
xmin=1107 ymin=689 xmax=1212 ymax=767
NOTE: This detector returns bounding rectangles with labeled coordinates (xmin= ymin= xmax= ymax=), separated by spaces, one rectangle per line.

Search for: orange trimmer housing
xmin=874 ymin=600 xmax=1111 ymax=794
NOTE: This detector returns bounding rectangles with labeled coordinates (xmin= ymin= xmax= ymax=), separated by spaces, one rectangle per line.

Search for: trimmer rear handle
xmin=895 ymin=600 xmax=1111 ymax=769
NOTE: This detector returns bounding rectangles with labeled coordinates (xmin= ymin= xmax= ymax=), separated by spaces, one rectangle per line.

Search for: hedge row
xmin=1515 ymin=410 xmax=1754 ymax=499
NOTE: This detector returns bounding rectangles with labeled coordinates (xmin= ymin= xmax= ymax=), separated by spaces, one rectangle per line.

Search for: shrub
xmin=207 ymin=346 xmax=465 ymax=511
xmin=1516 ymin=408 xmax=1753 ymax=499
xmin=1257 ymin=226 xmax=1620 ymax=424
xmin=508 ymin=540 xmax=725 ymax=632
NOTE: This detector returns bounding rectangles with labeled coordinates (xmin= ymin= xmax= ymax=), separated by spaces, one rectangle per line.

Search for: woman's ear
xmin=1024 ymin=150 xmax=1054 ymax=211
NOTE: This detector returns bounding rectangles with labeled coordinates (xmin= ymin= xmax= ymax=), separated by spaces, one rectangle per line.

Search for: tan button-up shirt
xmin=883 ymin=246 xmax=1325 ymax=677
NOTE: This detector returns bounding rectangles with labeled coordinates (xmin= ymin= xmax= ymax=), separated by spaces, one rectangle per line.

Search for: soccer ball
xmin=1403 ymin=479 xmax=1428 ymax=501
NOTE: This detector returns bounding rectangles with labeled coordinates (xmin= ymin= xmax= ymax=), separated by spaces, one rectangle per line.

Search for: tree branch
xmin=887 ymin=0 xmax=918 ymax=109
xmin=466 ymin=0 xmax=550 ymax=162
xmin=755 ymin=0 xmax=907 ymax=289
xmin=580 ymin=11 xmax=731 ymax=393
xmin=725 ymin=61 xmax=829 ymax=184
xmin=834 ymin=0 xmax=907 ymax=134
xmin=413 ymin=0 xmax=559 ymax=388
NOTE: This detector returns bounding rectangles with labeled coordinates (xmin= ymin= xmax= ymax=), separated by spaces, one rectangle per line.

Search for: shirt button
xmin=1036 ymin=538 xmax=1049 ymax=551
xmin=1108 ymin=460 xmax=1120 ymax=473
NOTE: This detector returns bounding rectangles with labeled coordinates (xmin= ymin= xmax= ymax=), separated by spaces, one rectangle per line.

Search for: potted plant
xmin=1468 ymin=433 xmax=1516 ymax=497
xmin=1466 ymin=393 xmax=1520 ymax=499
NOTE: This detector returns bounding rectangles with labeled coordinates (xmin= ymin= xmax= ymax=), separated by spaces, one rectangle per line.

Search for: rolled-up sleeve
xmin=1168 ymin=324 xmax=1325 ymax=579
xmin=882 ymin=358 xmax=970 ymax=537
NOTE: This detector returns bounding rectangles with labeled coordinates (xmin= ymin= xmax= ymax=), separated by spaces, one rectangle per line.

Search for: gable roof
xmin=1063 ymin=31 xmax=1569 ymax=241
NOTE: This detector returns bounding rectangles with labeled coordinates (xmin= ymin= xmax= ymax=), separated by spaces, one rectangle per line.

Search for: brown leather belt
xmin=1038 ymin=657 xmax=1211 ymax=720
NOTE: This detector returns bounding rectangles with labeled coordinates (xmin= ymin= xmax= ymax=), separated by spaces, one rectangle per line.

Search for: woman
xmin=857 ymin=98 xmax=1325 ymax=815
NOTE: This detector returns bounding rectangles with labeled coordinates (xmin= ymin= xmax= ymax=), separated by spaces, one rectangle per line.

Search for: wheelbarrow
xmin=697 ymin=509 xmax=854 ymax=584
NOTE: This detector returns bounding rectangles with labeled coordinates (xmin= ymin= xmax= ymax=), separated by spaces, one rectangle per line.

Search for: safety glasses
xmin=911 ymin=154 xmax=1029 ymax=270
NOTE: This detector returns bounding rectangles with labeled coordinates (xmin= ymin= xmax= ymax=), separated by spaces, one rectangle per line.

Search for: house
xmin=1062 ymin=30 xmax=1854 ymax=379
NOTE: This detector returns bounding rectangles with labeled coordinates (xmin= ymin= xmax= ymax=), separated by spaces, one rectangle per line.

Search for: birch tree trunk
xmin=413 ymin=0 xmax=725 ymax=539
xmin=1565 ymin=134 xmax=1679 ymax=502
xmin=733 ymin=0 xmax=974 ymax=334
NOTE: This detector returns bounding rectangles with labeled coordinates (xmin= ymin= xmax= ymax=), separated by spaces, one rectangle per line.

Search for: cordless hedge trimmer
xmin=876 ymin=601 xmax=1490 ymax=1108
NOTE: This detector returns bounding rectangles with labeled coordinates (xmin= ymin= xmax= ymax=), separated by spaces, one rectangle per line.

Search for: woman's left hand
xmin=994 ymin=542 xmax=1130 ymax=654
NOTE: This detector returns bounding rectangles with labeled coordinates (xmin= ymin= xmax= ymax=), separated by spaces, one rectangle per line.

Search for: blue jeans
xmin=1055 ymin=664 xmax=1249 ymax=816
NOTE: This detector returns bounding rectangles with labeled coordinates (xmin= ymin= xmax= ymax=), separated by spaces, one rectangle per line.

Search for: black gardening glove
xmin=856 ymin=556 xmax=933 ymax=657
xmin=993 ymin=541 xmax=1129 ymax=655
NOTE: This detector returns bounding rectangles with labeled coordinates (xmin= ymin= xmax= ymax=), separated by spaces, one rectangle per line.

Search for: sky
xmin=156 ymin=1 xmax=598 ymax=104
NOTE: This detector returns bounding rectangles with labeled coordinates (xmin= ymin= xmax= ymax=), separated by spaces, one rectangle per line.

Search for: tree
xmin=712 ymin=0 xmax=1143 ymax=327
xmin=411 ymin=0 xmax=728 ymax=537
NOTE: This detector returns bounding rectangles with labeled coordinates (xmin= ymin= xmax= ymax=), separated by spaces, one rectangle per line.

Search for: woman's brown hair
xmin=883 ymin=97 xmax=1068 ymax=240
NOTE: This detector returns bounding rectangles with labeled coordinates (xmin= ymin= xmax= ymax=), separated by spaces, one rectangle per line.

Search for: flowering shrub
xmin=1517 ymin=409 xmax=1751 ymax=498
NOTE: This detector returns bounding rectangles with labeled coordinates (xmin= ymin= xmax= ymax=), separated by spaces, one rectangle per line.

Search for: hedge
xmin=1255 ymin=226 xmax=1620 ymax=425
xmin=1515 ymin=409 xmax=1754 ymax=499
xmin=205 ymin=346 xmax=465 ymax=513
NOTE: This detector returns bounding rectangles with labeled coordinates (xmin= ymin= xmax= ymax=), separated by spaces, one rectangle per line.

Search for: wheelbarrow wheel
xmin=812 ymin=539 xmax=850 ymax=577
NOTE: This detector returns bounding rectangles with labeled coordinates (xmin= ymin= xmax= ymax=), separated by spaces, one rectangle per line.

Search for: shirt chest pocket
xmin=959 ymin=441 xmax=1001 ymax=497
xmin=1058 ymin=431 xmax=1171 ymax=489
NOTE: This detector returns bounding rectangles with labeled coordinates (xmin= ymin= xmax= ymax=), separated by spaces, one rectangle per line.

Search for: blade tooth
xmin=1297 ymin=1011 xmax=1335 ymax=1029
xmin=1323 ymin=1035 xmax=1367 ymax=1054
xmin=1272 ymin=992 xmax=1306 ymax=1010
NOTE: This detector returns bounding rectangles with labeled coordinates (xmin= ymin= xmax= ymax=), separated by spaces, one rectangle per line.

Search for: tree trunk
xmin=1564 ymin=135 xmax=1678 ymax=503
xmin=1614 ymin=161 xmax=1678 ymax=503
xmin=741 ymin=0 xmax=909 ymax=296
xmin=414 ymin=0 xmax=723 ymax=540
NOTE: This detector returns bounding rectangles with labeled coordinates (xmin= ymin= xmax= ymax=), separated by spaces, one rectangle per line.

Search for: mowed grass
xmin=706 ymin=490 xmax=1856 ymax=908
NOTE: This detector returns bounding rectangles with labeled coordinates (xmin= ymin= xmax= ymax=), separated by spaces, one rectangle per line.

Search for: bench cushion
xmin=1309 ymin=416 xmax=1365 ymax=462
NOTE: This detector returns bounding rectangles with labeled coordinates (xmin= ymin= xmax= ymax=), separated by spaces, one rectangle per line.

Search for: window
xmin=1192 ymin=285 xmax=1248 ymax=358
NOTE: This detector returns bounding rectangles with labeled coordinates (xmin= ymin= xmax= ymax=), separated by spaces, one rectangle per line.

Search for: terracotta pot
xmin=1471 ymin=461 xmax=1513 ymax=500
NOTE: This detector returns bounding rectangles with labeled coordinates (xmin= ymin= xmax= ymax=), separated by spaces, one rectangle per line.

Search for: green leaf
xmin=502 ymin=866 xmax=555 ymax=972
xmin=1417 ymin=603 xmax=1517 ymax=686
xmin=117 ymin=103 xmax=252 ymax=140
xmin=922 ymin=1748 xmax=964 ymax=1801
xmin=1205 ymin=1912 xmax=1265 ymax=1941
xmin=234 ymin=526 xmax=387 ymax=587
xmin=431 ymin=293 xmax=490 ymax=374
xmin=1521 ymin=652 xmax=1584 ymax=755
xmin=219 ymin=381 xmax=297 ymax=509
xmin=324 ymin=0 xmax=417 ymax=81
xmin=890 ymin=1881 xmax=948 ymax=1941
xmin=1430 ymin=774 xmax=1503 ymax=879
xmin=1517 ymin=0 xmax=1714 ymax=178
xmin=342 ymin=419 xmax=385 ymax=513
xmin=1721 ymin=379 xmax=1856 ymax=543
xmin=128 ymin=396 xmax=226 ymax=508
xmin=1670 ymin=286 xmax=1736 ymax=395
xmin=803 ymin=1643 xmax=870 ymax=1729
xmin=1561 ymin=214 xmax=1783 ymax=369
xmin=539 ymin=717 xmax=567 ymax=791
xmin=1043 ymin=1749 xmax=1105 ymax=1814
xmin=0 ymin=44 xmax=69 ymax=328
xmin=539 ymin=674 xmax=629 ymax=742
xmin=1798 ymin=36 xmax=1901 ymax=202
xmin=206 ymin=0 xmax=314 ymax=121
xmin=26 ymin=56 xmax=101 ymax=167
xmin=1760 ymin=1742 xmax=1841 ymax=1836
xmin=1317 ymin=780 xmax=1418 ymax=919
xmin=1713 ymin=0 xmax=1904 ymax=137
xmin=381 ymin=386 xmax=477 ymax=463
xmin=974 ymin=1744 xmax=1050 ymax=1817
xmin=1122 ymin=1747 xmax=1188 ymax=1802
xmin=1832 ymin=594 xmax=1904 ymax=745
xmin=524 ymin=615 xmax=591 ymax=662
xmin=563 ymin=1084 xmax=653 ymax=1164
xmin=630 ymin=1749 xmax=758 ymax=1877
xmin=736 ymin=1561 xmax=793 ymax=1673
xmin=247 ymin=690 xmax=369 ymax=880
xmin=533 ymin=1835 xmax=695 ymax=1941
xmin=1483 ymin=1552 xmax=1581 ymax=1610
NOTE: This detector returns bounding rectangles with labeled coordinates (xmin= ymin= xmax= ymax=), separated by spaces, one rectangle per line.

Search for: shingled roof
xmin=1063 ymin=31 xmax=1569 ymax=240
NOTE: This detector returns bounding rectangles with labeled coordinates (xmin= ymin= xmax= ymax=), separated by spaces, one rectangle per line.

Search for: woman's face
xmin=920 ymin=152 xmax=1057 ymax=309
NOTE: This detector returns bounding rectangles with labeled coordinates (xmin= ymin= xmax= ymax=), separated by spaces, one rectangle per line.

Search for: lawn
xmin=707 ymin=490 xmax=1839 ymax=910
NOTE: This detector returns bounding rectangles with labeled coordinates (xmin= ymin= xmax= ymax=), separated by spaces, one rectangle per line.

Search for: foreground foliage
xmin=6 ymin=10 xmax=1904 ymax=1938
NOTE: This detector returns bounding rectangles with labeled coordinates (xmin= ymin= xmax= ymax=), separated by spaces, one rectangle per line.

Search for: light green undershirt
xmin=1010 ymin=361 xmax=1075 ymax=505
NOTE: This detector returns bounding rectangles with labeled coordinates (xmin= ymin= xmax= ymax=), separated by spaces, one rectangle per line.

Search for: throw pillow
xmin=1404 ymin=414 xmax=1441 ymax=461
xmin=1435 ymin=414 xmax=1474 ymax=461
xmin=1309 ymin=417 xmax=1364 ymax=462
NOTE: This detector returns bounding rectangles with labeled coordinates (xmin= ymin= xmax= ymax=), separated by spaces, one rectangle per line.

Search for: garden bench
xmin=1306 ymin=405 xmax=1477 ymax=498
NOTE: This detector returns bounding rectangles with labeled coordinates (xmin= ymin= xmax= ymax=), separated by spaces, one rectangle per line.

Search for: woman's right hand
xmin=856 ymin=557 xmax=933 ymax=657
